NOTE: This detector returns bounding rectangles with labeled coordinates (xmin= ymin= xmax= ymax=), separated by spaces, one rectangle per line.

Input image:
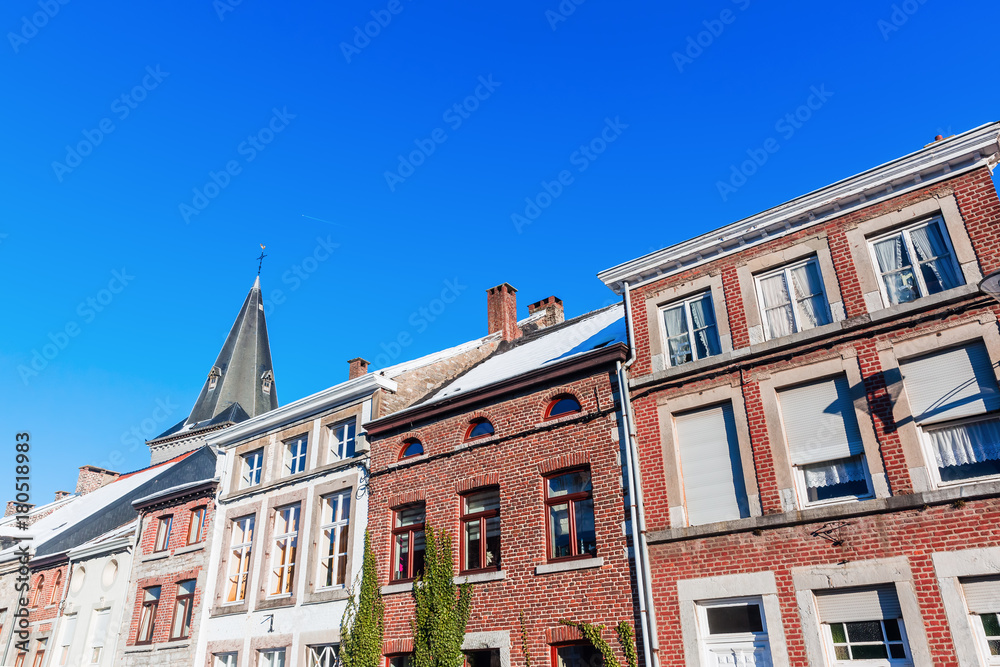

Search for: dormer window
xmin=207 ymin=366 xmax=221 ymax=391
xmin=466 ymin=418 xmax=495 ymax=440
xmin=261 ymin=370 xmax=274 ymax=396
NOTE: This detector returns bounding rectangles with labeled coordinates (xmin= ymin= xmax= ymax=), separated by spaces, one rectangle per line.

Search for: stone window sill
xmin=455 ymin=570 xmax=506 ymax=584
xmin=140 ymin=551 xmax=169 ymax=563
xmin=535 ymin=557 xmax=604 ymax=575
xmin=381 ymin=581 xmax=414 ymax=595
xmin=174 ymin=542 xmax=204 ymax=556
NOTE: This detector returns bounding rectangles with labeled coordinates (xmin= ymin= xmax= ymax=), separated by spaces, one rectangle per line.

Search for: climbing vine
xmin=412 ymin=525 xmax=474 ymax=667
xmin=341 ymin=531 xmax=385 ymax=667
xmin=519 ymin=611 xmax=533 ymax=667
xmin=558 ymin=619 xmax=639 ymax=667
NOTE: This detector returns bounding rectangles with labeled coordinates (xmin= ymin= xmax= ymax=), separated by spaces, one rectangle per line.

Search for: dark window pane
xmin=401 ymin=441 xmax=423 ymax=458
xmin=574 ymin=498 xmax=596 ymax=557
xmin=982 ymin=613 xmax=1000 ymax=636
xmin=851 ymin=645 xmax=888 ymax=660
xmin=549 ymin=503 xmax=570 ymax=558
xmin=484 ymin=516 xmax=501 ymax=568
xmin=988 ymin=639 xmax=1000 ymax=656
xmin=555 ymin=645 xmax=603 ymax=667
xmin=465 ymin=650 xmax=499 ymax=667
xmin=806 ymin=477 xmax=870 ymax=503
xmin=548 ymin=398 xmax=581 ymax=418
xmin=412 ymin=530 xmax=425 ymax=577
xmin=939 ymin=458 xmax=1000 ymax=482
xmin=889 ymin=644 xmax=907 ymax=659
xmin=705 ymin=604 xmax=763 ymax=635
xmin=883 ymin=619 xmax=901 ymax=641
xmin=464 ymin=520 xmax=481 ymax=571
xmin=468 ymin=420 xmax=494 ymax=439
xmin=845 ymin=621 xmax=883 ymax=642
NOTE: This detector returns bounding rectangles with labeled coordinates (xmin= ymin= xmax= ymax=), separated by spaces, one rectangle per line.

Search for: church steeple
xmin=184 ymin=275 xmax=279 ymax=426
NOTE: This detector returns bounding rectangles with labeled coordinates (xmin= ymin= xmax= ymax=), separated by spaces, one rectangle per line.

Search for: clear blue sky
xmin=2 ymin=0 xmax=998 ymax=503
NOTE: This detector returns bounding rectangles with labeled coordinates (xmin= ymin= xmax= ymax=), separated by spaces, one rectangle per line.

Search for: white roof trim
xmin=205 ymin=374 xmax=396 ymax=447
xmin=598 ymin=122 xmax=1000 ymax=293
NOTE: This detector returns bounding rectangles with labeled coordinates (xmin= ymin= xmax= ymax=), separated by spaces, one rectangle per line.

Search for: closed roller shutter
xmin=778 ymin=376 xmax=864 ymax=465
xmin=900 ymin=342 xmax=1000 ymax=424
xmin=962 ymin=576 xmax=1000 ymax=614
xmin=815 ymin=586 xmax=902 ymax=623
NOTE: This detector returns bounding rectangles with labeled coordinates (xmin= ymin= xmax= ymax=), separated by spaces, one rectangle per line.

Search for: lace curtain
xmin=910 ymin=223 xmax=961 ymax=293
xmin=789 ymin=261 xmax=829 ymax=328
xmin=927 ymin=419 xmax=1000 ymax=468
xmin=759 ymin=274 xmax=794 ymax=338
xmin=688 ymin=295 xmax=720 ymax=357
xmin=801 ymin=456 xmax=867 ymax=489
xmin=873 ymin=235 xmax=917 ymax=305
xmin=662 ymin=305 xmax=690 ymax=365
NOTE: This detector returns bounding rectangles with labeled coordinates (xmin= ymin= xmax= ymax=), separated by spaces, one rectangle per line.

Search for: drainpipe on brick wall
xmin=617 ymin=281 xmax=659 ymax=667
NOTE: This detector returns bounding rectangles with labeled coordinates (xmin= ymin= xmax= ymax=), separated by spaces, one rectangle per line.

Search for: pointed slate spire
xmin=183 ymin=276 xmax=279 ymax=427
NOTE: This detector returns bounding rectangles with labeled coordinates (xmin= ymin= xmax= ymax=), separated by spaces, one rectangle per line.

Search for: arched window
xmin=32 ymin=575 xmax=44 ymax=607
xmin=49 ymin=570 xmax=62 ymax=605
xmin=465 ymin=418 xmax=495 ymax=441
xmin=400 ymin=439 xmax=424 ymax=460
xmin=545 ymin=395 xmax=582 ymax=419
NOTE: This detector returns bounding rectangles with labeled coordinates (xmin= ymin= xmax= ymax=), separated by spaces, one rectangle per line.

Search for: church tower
xmin=146 ymin=276 xmax=279 ymax=464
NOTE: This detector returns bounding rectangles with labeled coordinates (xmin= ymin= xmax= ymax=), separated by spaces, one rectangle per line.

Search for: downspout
xmin=44 ymin=555 xmax=76 ymax=667
xmin=617 ymin=281 xmax=660 ymax=667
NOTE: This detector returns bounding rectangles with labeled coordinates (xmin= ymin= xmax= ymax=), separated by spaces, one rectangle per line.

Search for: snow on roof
xmin=426 ymin=304 xmax=625 ymax=403
xmin=0 ymin=493 xmax=79 ymax=530
xmin=375 ymin=331 xmax=500 ymax=379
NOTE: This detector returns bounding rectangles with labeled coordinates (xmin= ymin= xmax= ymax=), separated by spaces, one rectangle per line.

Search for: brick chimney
xmin=487 ymin=283 xmax=522 ymax=342
xmin=5 ymin=500 xmax=33 ymax=517
xmin=54 ymin=491 xmax=72 ymax=502
xmin=348 ymin=357 xmax=370 ymax=380
xmin=75 ymin=465 xmax=120 ymax=496
xmin=527 ymin=296 xmax=565 ymax=330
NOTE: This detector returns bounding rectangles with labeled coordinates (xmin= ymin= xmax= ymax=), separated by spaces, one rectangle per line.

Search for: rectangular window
xmin=269 ymin=505 xmax=300 ymax=596
xmin=465 ymin=650 xmax=500 ymax=667
xmin=318 ymin=491 xmax=351 ymax=589
xmin=154 ymin=515 xmax=173 ymax=552
xmin=226 ymin=515 xmax=255 ymax=603
xmin=170 ymin=579 xmax=196 ymax=640
xmin=214 ymin=653 xmax=238 ymax=667
xmin=136 ymin=586 xmax=161 ymax=644
xmin=259 ymin=648 xmax=286 ymax=667
xmin=241 ymin=449 xmax=264 ymax=489
xmin=778 ymin=376 xmax=872 ymax=505
xmin=329 ymin=420 xmax=357 ymax=461
xmin=816 ymin=586 xmax=911 ymax=664
xmin=545 ymin=470 xmax=596 ymax=561
xmin=284 ymin=435 xmax=308 ymax=476
xmin=58 ymin=614 xmax=76 ymax=665
xmin=697 ymin=598 xmax=772 ymax=666
xmin=553 ymin=643 xmax=604 ymax=667
xmin=900 ymin=341 xmax=1000 ymax=484
xmin=961 ymin=576 xmax=1000 ymax=661
xmin=14 ymin=653 xmax=25 ymax=667
xmin=387 ymin=655 xmax=413 ymax=667
xmin=755 ymin=257 xmax=831 ymax=340
xmin=660 ymin=292 xmax=722 ymax=367
xmin=89 ymin=609 xmax=110 ymax=663
xmin=392 ymin=504 xmax=426 ymax=581
xmin=30 ymin=639 xmax=46 ymax=667
xmin=869 ymin=216 xmax=963 ymax=307
xmin=187 ymin=506 xmax=206 ymax=544
xmin=674 ymin=403 xmax=750 ymax=526
xmin=309 ymin=644 xmax=340 ymax=667
xmin=461 ymin=488 xmax=501 ymax=572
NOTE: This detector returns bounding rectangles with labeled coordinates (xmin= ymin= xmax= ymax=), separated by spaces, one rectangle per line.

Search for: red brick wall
xmin=125 ymin=568 xmax=202 ymax=646
xmin=27 ymin=563 xmax=68 ymax=630
xmin=138 ymin=498 xmax=213 ymax=556
xmin=369 ymin=371 xmax=639 ymax=667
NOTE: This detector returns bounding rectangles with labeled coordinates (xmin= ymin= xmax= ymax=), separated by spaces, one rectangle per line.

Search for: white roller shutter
xmin=962 ymin=576 xmax=1000 ymax=614
xmin=815 ymin=586 xmax=902 ymax=623
xmin=900 ymin=342 xmax=1000 ymax=424
xmin=778 ymin=376 xmax=864 ymax=465
xmin=675 ymin=403 xmax=750 ymax=526
xmin=91 ymin=609 xmax=111 ymax=648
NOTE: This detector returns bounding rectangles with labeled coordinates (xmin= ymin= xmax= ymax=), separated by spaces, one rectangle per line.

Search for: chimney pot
xmin=934 ymin=134 xmax=944 ymax=141
xmin=54 ymin=491 xmax=72 ymax=502
xmin=487 ymin=283 xmax=522 ymax=342
xmin=75 ymin=465 xmax=120 ymax=496
xmin=348 ymin=357 xmax=370 ymax=380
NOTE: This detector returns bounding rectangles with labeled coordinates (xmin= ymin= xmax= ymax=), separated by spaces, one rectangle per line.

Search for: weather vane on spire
xmin=257 ymin=243 xmax=267 ymax=275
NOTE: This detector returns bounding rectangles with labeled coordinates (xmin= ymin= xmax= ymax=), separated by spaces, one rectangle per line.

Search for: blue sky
xmin=2 ymin=0 xmax=998 ymax=503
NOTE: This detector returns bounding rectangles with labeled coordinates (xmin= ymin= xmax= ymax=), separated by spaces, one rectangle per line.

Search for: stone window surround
xmin=654 ymin=379 xmax=762 ymax=528
xmin=791 ymin=556 xmax=931 ymax=667
xmin=301 ymin=472 xmax=360 ymax=605
xmin=317 ymin=406 xmax=365 ymax=468
xmin=275 ymin=430 xmax=312 ymax=481
xmin=249 ymin=633 xmax=293 ymax=666
xmin=736 ymin=236 xmax=846 ymax=346
xmin=844 ymin=192 xmax=981 ymax=315
xmin=757 ymin=351 xmax=891 ymax=512
xmin=204 ymin=638 xmax=242 ymax=667
xmin=875 ymin=313 xmax=1000 ymax=493
xmin=676 ymin=570 xmax=790 ymax=667
xmin=463 ymin=630 xmax=511 ymax=667
xmin=255 ymin=487 xmax=308 ymax=612
xmin=643 ymin=273 xmax=733 ymax=374
xmin=229 ymin=439 xmax=268 ymax=496
xmin=931 ymin=546 xmax=1000 ymax=667
xmin=300 ymin=628 xmax=345 ymax=667
xmin=210 ymin=500 xmax=263 ymax=617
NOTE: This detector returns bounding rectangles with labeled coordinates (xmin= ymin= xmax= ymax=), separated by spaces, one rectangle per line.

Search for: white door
xmin=705 ymin=642 xmax=772 ymax=666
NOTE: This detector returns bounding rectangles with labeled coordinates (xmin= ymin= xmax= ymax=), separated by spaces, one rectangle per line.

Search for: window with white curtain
xmin=777 ymin=375 xmax=872 ymax=505
xmin=899 ymin=341 xmax=1000 ymax=484
xmin=660 ymin=292 xmax=722 ymax=367
xmin=868 ymin=217 xmax=963 ymax=307
xmin=755 ymin=257 xmax=831 ymax=340
xmin=816 ymin=586 xmax=912 ymax=664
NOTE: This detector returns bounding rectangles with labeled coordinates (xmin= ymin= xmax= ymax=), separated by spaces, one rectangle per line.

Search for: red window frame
xmin=543 ymin=469 xmax=596 ymax=562
xmin=391 ymin=504 xmax=425 ymax=582
xmin=30 ymin=575 xmax=44 ymax=607
xmin=464 ymin=418 xmax=495 ymax=441
xmin=48 ymin=570 xmax=62 ymax=605
xmin=136 ymin=585 xmax=161 ymax=645
xmin=154 ymin=515 xmax=173 ymax=552
xmin=544 ymin=395 xmax=581 ymax=420
xmin=385 ymin=654 xmax=413 ymax=667
xmin=187 ymin=506 xmax=206 ymax=545
xmin=551 ymin=643 xmax=604 ymax=667
xmin=399 ymin=439 xmax=424 ymax=461
xmin=169 ymin=579 xmax=196 ymax=640
xmin=460 ymin=488 xmax=500 ymax=574
xmin=30 ymin=646 xmax=45 ymax=667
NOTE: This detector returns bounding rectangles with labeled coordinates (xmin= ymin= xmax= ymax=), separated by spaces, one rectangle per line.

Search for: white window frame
xmin=866 ymin=216 xmax=963 ymax=308
xmin=57 ymin=614 xmax=76 ymax=665
xmin=658 ymin=291 xmax=722 ymax=368
xmin=329 ymin=420 xmax=357 ymax=462
xmin=283 ymin=436 xmax=308 ymax=476
xmin=225 ymin=515 xmax=255 ymax=604
xmin=696 ymin=596 xmax=772 ymax=666
xmin=154 ymin=515 xmax=173 ymax=552
xmin=214 ymin=653 xmax=238 ymax=667
xmin=971 ymin=610 xmax=1000 ymax=666
xmin=918 ymin=413 xmax=1000 ymax=489
xmin=240 ymin=449 xmax=263 ymax=489
xmin=753 ymin=256 xmax=831 ymax=340
xmin=791 ymin=453 xmax=875 ymax=509
xmin=259 ymin=648 xmax=286 ymax=667
xmin=268 ymin=505 xmax=300 ymax=597
xmin=308 ymin=644 xmax=340 ymax=667
xmin=317 ymin=491 xmax=352 ymax=590
xmin=821 ymin=617 xmax=913 ymax=667
xmin=87 ymin=608 xmax=110 ymax=664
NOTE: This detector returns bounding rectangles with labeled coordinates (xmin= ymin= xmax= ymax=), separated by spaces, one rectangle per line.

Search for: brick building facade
xmin=598 ymin=122 xmax=1000 ymax=666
